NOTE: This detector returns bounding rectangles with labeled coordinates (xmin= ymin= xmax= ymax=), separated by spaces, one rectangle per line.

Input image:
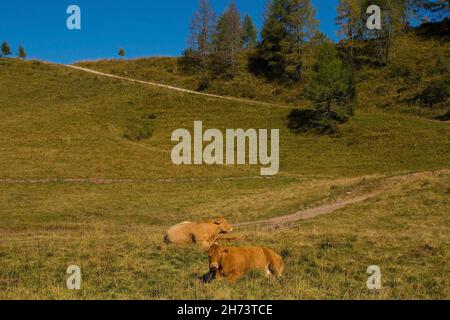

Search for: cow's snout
xmin=210 ymin=263 xmax=219 ymax=270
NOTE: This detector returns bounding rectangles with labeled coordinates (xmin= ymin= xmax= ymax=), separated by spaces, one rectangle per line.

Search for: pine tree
xmin=189 ymin=0 xmax=216 ymax=68
xmin=18 ymin=45 xmax=26 ymax=59
xmin=258 ymin=0 xmax=291 ymax=79
xmin=242 ymin=14 xmax=257 ymax=49
xmin=304 ymin=41 xmax=353 ymax=119
xmin=257 ymin=0 xmax=317 ymax=81
xmin=211 ymin=2 xmax=243 ymax=78
xmin=118 ymin=48 xmax=125 ymax=58
xmin=1 ymin=42 xmax=12 ymax=57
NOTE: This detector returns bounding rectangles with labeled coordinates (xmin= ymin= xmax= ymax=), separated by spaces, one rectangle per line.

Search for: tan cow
xmin=164 ymin=217 xmax=233 ymax=248
xmin=206 ymin=245 xmax=284 ymax=283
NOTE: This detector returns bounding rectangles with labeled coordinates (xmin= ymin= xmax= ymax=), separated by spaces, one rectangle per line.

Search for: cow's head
xmin=207 ymin=244 xmax=229 ymax=270
xmin=213 ymin=217 xmax=233 ymax=233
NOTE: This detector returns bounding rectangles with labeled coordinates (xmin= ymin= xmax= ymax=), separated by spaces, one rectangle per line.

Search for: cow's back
xmin=222 ymin=247 xmax=283 ymax=276
xmin=164 ymin=221 xmax=193 ymax=243
xmin=224 ymin=247 xmax=267 ymax=269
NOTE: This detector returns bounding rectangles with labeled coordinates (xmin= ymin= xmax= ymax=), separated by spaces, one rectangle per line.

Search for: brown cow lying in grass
xmin=164 ymin=217 xmax=233 ymax=248
xmin=204 ymin=244 xmax=284 ymax=283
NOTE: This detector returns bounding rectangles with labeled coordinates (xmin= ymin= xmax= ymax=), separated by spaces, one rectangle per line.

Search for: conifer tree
xmin=304 ymin=41 xmax=353 ymax=118
xmin=257 ymin=0 xmax=317 ymax=81
xmin=336 ymin=0 xmax=365 ymax=67
xmin=242 ymin=14 xmax=258 ymax=49
xmin=1 ymin=41 xmax=12 ymax=57
xmin=258 ymin=0 xmax=291 ymax=79
xmin=284 ymin=0 xmax=318 ymax=81
xmin=212 ymin=2 xmax=243 ymax=78
xmin=369 ymin=0 xmax=405 ymax=65
xmin=18 ymin=45 xmax=27 ymax=59
xmin=336 ymin=0 xmax=405 ymax=66
xmin=189 ymin=0 xmax=216 ymax=68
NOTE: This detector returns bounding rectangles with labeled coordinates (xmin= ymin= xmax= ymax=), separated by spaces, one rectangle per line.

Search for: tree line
xmin=181 ymin=0 xmax=355 ymax=133
xmin=180 ymin=0 xmax=257 ymax=79
xmin=0 ymin=42 xmax=26 ymax=59
xmin=336 ymin=0 xmax=449 ymax=67
xmin=183 ymin=0 xmax=448 ymax=79
xmin=180 ymin=0 xmax=448 ymax=133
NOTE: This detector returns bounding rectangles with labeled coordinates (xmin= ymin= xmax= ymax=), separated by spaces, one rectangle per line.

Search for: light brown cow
xmin=206 ymin=245 xmax=284 ymax=283
xmin=164 ymin=217 xmax=233 ymax=248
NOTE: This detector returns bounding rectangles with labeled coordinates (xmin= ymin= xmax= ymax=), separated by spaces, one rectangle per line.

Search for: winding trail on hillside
xmin=0 ymin=176 xmax=280 ymax=185
xmin=235 ymin=192 xmax=379 ymax=229
xmin=62 ymin=64 xmax=290 ymax=109
xmin=233 ymin=169 xmax=449 ymax=229
xmin=2 ymin=170 xmax=447 ymax=231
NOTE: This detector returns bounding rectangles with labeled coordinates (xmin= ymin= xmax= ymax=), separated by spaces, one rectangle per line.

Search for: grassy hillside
xmin=0 ymin=58 xmax=449 ymax=299
xmin=2 ymin=171 xmax=449 ymax=299
xmin=76 ymin=33 xmax=450 ymax=119
xmin=76 ymin=54 xmax=308 ymax=106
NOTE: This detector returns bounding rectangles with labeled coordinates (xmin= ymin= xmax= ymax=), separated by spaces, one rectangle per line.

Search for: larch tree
xmin=336 ymin=0 xmax=365 ymax=67
xmin=242 ymin=14 xmax=258 ymax=49
xmin=212 ymin=2 xmax=243 ymax=78
xmin=336 ymin=0 xmax=405 ymax=66
xmin=366 ymin=0 xmax=405 ymax=65
xmin=284 ymin=0 xmax=318 ymax=81
xmin=18 ymin=45 xmax=26 ymax=59
xmin=189 ymin=0 xmax=217 ymax=68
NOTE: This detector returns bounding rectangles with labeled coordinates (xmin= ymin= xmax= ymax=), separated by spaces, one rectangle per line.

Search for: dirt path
xmin=234 ymin=192 xmax=380 ymax=229
xmin=62 ymin=64 xmax=289 ymax=109
xmin=234 ymin=169 xmax=449 ymax=229
xmin=0 ymin=176 xmax=279 ymax=185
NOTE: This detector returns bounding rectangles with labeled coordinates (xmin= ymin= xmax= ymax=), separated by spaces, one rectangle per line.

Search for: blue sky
xmin=0 ymin=0 xmax=340 ymax=63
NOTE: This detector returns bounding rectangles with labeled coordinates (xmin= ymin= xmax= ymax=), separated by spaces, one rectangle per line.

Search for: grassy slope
xmin=2 ymin=171 xmax=449 ymax=299
xmin=76 ymin=54 xmax=310 ymax=106
xmin=76 ymin=34 xmax=450 ymax=118
xmin=0 ymin=58 xmax=449 ymax=299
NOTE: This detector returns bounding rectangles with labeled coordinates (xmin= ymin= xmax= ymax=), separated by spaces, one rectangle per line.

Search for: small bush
xmin=436 ymin=111 xmax=450 ymax=121
xmin=236 ymin=82 xmax=257 ymax=99
xmin=287 ymin=109 xmax=338 ymax=135
xmin=287 ymin=108 xmax=347 ymax=135
xmin=197 ymin=76 xmax=210 ymax=92
xmin=313 ymin=117 xmax=338 ymax=135
xmin=123 ymin=120 xmax=153 ymax=141
xmin=330 ymin=105 xmax=353 ymax=123
xmin=417 ymin=81 xmax=450 ymax=107
xmin=388 ymin=63 xmax=412 ymax=79
xmin=287 ymin=109 xmax=319 ymax=133
xmin=142 ymin=113 xmax=157 ymax=120
xmin=178 ymin=49 xmax=202 ymax=74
